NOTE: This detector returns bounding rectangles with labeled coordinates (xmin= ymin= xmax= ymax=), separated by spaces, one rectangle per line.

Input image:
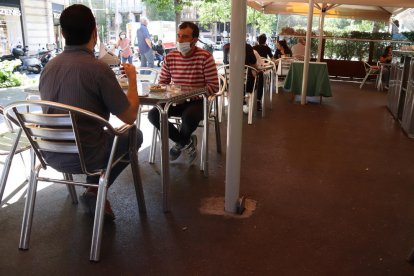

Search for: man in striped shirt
xmin=148 ymin=22 xmax=219 ymax=164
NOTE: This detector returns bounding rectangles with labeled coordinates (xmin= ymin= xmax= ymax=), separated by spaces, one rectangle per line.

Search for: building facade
xmin=0 ymin=0 xmax=65 ymax=55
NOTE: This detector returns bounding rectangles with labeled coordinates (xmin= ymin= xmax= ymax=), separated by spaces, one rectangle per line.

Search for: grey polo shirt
xmin=39 ymin=45 xmax=129 ymax=166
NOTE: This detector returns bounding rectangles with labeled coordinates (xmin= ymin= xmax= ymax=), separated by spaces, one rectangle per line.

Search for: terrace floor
xmin=1 ymin=81 xmax=414 ymax=275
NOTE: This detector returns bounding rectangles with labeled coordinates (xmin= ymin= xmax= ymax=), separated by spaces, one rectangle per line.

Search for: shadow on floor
xmin=1 ymin=81 xmax=414 ymax=275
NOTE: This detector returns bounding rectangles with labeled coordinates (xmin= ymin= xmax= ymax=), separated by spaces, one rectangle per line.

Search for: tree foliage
xmin=196 ymin=0 xmax=231 ymax=26
xmin=196 ymin=1 xmax=276 ymax=37
xmin=145 ymin=1 xmax=175 ymax=21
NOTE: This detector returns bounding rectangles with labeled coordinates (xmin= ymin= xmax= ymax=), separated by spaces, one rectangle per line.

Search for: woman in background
xmin=116 ymin=31 xmax=133 ymax=64
xmin=379 ymin=45 xmax=393 ymax=87
xmin=274 ymin=40 xmax=292 ymax=59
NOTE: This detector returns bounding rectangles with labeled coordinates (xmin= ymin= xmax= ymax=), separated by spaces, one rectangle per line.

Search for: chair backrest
xmin=245 ymin=65 xmax=258 ymax=93
xmin=261 ymin=58 xmax=276 ymax=75
xmin=136 ymin=67 xmax=159 ymax=83
xmin=363 ymin=61 xmax=379 ymax=74
xmin=217 ymin=64 xmax=230 ymax=92
xmin=261 ymin=58 xmax=274 ymax=68
xmin=4 ymin=100 xmax=119 ymax=176
xmin=217 ymin=74 xmax=226 ymax=97
xmin=276 ymin=57 xmax=295 ymax=76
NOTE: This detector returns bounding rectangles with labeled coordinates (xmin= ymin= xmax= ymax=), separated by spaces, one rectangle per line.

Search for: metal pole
xmin=225 ymin=0 xmax=246 ymax=213
xmin=301 ymin=0 xmax=314 ymax=105
xmin=317 ymin=10 xmax=325 ymax=62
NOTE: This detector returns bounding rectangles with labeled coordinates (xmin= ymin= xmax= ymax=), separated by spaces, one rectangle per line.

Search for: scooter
xmin=37 ymin=43 xmax=59 ymax=67
xmin=0 ymin=45 xmax=42 ymax=74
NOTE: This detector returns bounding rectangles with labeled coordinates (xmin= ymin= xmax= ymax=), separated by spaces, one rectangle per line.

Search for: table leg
xmin=202 ymin=96 xmax=209 ymax=177
xmin=159 ymin=108 xmax=170 ymax=212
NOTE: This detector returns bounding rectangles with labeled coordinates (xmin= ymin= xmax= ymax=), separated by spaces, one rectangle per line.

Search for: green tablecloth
xmin=283 ymin=61 xmax=332 ymax=97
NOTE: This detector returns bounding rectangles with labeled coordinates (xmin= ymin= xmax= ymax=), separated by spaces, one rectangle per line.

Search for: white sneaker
xmin=243 ymin=104 xmax=249 ymax=114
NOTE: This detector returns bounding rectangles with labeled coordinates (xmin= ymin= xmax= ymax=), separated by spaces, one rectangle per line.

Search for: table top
xmin=24 ymin=83 xmax=208 ymax=105
xmin=283 ymin=61 xmax=332 ymax=97
xmin=134 ymin=83 xmax=207 ymax=105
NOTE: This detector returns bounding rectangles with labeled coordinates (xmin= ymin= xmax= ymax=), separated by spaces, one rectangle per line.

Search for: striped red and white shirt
xmin=159 ymin=47 xmax=219 ymax=96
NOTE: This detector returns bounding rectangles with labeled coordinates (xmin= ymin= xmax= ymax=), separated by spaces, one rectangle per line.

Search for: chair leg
xmin=149 ymin=127 xmax=158 ymax=164
xmin=359 ymin=72 xmax=370 ymax=89
xmin=270 ymin=72 xmax=273 ymax=110
xmin=89 ymin=174 xmax=108 ymax=262
xmin=217 ymin=94 xmax=223 ymax=123
xmin=408 ymin=247 xmax=414 ymax=262
xmin=0 ymin=153 xmax=15 ymax=204
xmin=0 ymin=129 xmax=22 ymax=203
xmin=63 ymin=173 xmax=78 ymax=204
xmin=262 ymin=73 xmax=269 ymax=118
xmin=130 ymin=151 xmax=146 ymax=214
xmin=19 ymin=155 xmax=40 ymax=250
xmin=214 ymin=115 xmax=222 ymax=154
xmin=248 ymin=93 xmax=254 ymax=125
xmin=276 ymin=76 xmax=279 ymax=94
xmin=136 ymin=106 xmax=142 ymax=129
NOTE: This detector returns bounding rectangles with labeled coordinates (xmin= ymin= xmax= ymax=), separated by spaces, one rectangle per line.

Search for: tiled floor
xmin=1 ymin=81 xmax=414 ymax=275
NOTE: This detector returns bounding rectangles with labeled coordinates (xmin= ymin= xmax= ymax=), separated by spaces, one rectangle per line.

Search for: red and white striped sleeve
xmin=203 ymin=53 xmax=219 ymax=96
xmin=158 ymin=55 xmax=172 ymax=85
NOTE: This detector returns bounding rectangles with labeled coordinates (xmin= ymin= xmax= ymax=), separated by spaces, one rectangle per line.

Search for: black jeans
xmin=43 ymin=129 xmax=143 ymax=186
xmin=148 ymin=100 xmax=203 ymax=147
xmin=246 ymin=71 xmax=263 ymax=100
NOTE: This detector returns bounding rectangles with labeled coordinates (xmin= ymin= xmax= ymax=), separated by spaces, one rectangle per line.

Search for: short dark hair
xmin=178 ymin=22 xmax=199 ymax=38
xmin=258 ymin=34 xmax=267 ymax=45
xmin=60 ymin=4 xmax=96 ymax=46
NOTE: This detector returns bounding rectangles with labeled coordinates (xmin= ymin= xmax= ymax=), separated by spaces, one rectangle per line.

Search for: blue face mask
xmin=176 ymin=42 xmax=191 ymax=54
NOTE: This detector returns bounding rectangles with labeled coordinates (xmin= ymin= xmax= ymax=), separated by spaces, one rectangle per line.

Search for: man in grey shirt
xmin=137 ymin=17 xmax=154 ymax=69
xmin=39 ymin=4 xmax=141 ymax=220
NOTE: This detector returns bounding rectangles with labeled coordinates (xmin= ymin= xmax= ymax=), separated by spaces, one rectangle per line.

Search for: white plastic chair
xmin=261 ymin=58 xmax=276 ymax=113
xmin=275 ymin=57 xmax=295 ymax=94
xmin=245 ymin=65 xmax=259 ymax=125
xmin=217 ymin=65 xmax=229 ymax=122
xmin=360 ymin=61 xmax=380 ymax=89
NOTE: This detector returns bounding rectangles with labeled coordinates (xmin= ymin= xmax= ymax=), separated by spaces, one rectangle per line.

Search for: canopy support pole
xmin=301 ymin=0 xmax=314 ymax=105
xmin=225 ymin=0 xmax=246 ymax=213
xmin=317 ymin=9 xmax=326 ymax=62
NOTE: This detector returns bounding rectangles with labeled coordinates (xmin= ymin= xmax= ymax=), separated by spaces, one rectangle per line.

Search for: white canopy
xmin=247 ymin=0 xmax=414 ymax=21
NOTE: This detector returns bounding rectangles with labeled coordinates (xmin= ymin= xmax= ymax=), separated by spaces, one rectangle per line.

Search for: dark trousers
xmin=154 ymin=53 xmax=163 ymax=66
xmin=44 ymin=129 xmax=143 ymax=186
xmin=148 ymin=100 xmax=203 ymax=147
xmin=246 ymin=71 xmax=263 ymax=100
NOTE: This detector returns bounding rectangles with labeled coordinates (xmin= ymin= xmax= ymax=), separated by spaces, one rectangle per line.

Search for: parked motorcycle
xmin=37 ymin=43 xmax=59 ymax=67
xmin=0 ymin=45 xmax=42 ymax=74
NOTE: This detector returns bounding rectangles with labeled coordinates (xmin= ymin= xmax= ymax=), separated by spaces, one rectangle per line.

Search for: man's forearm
xmin=145 ymin=38 xmax=152 ymax=48
xmin=127 ymin=80 xmax=139 ymax=114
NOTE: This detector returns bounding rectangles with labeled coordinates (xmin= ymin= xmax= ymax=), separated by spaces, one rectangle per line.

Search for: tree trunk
xmin=174 ymin=0 xmax=181 ymax=33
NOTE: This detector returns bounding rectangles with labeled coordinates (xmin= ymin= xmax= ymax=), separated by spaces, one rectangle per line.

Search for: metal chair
xmin=136 ymin=67 xmax=159 ymax=83
xmin=0 ymin=106 xmax=31 ymax=204
xmin=148 ymin=90 xmax=223 ymax=168
xmin=4 ymin=100 xmax=146 ymax=262
xmin=360 ymin=61 xmax=380 ymax=89
xmin=217 ymin=64 xmax=258 ymax=124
